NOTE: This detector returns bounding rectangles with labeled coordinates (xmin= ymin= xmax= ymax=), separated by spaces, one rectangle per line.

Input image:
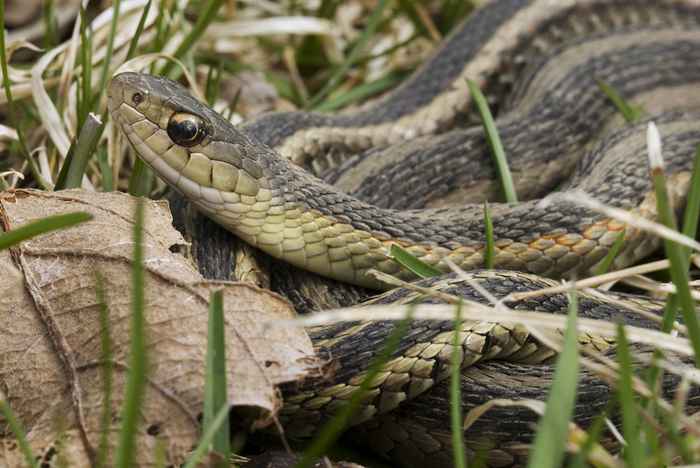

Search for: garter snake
xmin=108 ymin=0 xmax=700 ymax=465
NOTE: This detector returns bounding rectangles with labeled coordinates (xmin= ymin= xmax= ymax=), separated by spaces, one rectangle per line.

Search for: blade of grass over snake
xmin=115 ymin=198 xmax=147 ymax=468
xmin=644 ymin=145 xmax=700 ymax=430
xmin=647 ymin=122 xmax=700 ymax=366
xmin=203 ymin=289 xmax=230 ymax=466
xmin=680 ymin=146 xmax=700 ymax=257
xmin=483 ymin=202 xmax=495 ymax=269
xmin=0 ymin=0 xmax=48 ymax=189
xmin=308 ymin=0 xmax=391 ymax=109
xmin=593 ymin=229 xmax=625 ymax=275
xmin=389 ymin=244 xmax=442 ymax=278
xmin=0 ymin=395 xmax=39 ymax=468
xmin=295 ymin=309 xmax=415 ymax=468
xmin=160 ymin=0 xmax=225 ymax=77
xmin=527 ymin=290 xmax=579 ymax=468
xmin=597 ymin=80 xmax=644 ymax=123
xmin=467 ymin=79 xmax=517 ymax=203
xmin=0 ymin=212 xmax=92 ymax=250
xmin=183 ymin=405 xmax=232 ymax=468
xmin=95 ymin=273 xmax=114 ymax=468
xmin=616 ymin=324 xmax=644 ymax=467
xmin=450 ymin=301 xmax=467 ymax=468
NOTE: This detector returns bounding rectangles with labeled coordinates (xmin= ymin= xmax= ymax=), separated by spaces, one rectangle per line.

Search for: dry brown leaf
xmin=0 ymin=189 xmax=315 ymax=467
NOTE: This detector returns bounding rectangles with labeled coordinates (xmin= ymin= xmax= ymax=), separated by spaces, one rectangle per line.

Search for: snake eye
xmin=167 ymin=113 xmax=206 ymax=147
xmin=131 ymin=92 xmax=144 ymax=105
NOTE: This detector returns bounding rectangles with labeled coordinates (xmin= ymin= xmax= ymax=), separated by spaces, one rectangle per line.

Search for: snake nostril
xmin=132 ymin=92 xmax=144 ymax=106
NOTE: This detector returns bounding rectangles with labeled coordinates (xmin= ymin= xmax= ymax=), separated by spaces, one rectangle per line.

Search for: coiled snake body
xmin=109 ymin=1 xmax=700 ymax=466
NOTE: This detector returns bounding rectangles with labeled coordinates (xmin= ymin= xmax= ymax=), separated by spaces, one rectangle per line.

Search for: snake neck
xmin=197 ymin=111 xmax=697 ymax=289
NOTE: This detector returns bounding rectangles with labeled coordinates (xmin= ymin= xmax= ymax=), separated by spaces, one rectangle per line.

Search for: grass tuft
xmin=308 ymin=0 xmax=391 ymax=109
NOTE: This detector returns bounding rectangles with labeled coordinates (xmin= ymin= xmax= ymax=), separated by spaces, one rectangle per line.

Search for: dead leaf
xmin=0 ymin=189 xmax=315 ymax=467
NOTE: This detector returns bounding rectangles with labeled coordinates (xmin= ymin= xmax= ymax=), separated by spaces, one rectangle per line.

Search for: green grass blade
xmin=97 ymin=146 xmax=114 ymax=192
xmin=183 ymin=405 xmax=231 ymax=468
xmin=593 ymin=229 xmax=625 ymax=275
xmin=95 ymin=0 xmax=121 ymax=107
xmin=647 ymin=123 xmax=700 ymax=366
xmin=645 ymin=146 xmax=700 ymax=389
xmin=527 ymin=290 xmax=579 ymax=468
xmin=566 ymin=405 xmax=610 ymax=468
xmin=389 ymin=244 xmax=442 ymax=278
xmin=128 ymin=158 xmax=153 ymax=197
xmin=450 ymin=301 xmax=467 ymax=468
xmin=467 ymin=79 xmax=517 ymax=203
xmin=78 ymin=4 xmax=93 ymax=131
xmin=160 ymin=0 xmax=225 ymax=76
xmin=483 ymin=202 xmax=495 ymax=269
xmin=203 ymin=289 xmax=230 ymax=466
xmin=0 ymin=212 xmax=92 ymax=250
xmin=42 ymin=0 xmax=58 ymax=48
xmin=126 ymin=0 xmax=152 ymax=61
xmin=56 ymin=114 xmax=104 ymax=190
xmin=0 ymin=397 xmax=39 ymax=468
xmin=295 ymin=310 xmax=415 ymax=468
xmin=308 ymin=0 xmax=391 ymax=109
xmin=205 ymin=61 xmax=223 ymax=106
xmin=597 ymin=80 xmax=644 ymax=123
xmin=680 ymin=146 xmax=700 ymax=256
xmin=615 ymin=324 xmax=644 ymax=467
xmin=313 ymin=71 xmax=406 ymax=112
xmin=95 ymin=273 xmax=113 ymax=468
xmin=115 ymin=198 xmax=148 ymax=468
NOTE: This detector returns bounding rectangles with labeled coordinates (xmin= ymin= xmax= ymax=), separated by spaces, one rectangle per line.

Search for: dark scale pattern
xmin=355 ymin=353 xmax=700 ymax=467
xmin=332 ymin=37 xmax=700 ymax=211
xmin=285 ymin=271 xmax=665 ymax=396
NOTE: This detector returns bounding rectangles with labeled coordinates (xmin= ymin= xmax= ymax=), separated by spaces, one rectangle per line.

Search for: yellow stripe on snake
xmin=109 ymin=1 xmax=700 ymax=466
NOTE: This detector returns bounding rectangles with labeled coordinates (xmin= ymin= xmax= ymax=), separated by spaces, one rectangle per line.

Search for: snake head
xmin=108 ymin=72 xmax=268 ymax=210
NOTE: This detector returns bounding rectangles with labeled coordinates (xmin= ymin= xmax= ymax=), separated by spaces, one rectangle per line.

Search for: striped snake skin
xmin=109 ymin=0 xmax=700 ymax=466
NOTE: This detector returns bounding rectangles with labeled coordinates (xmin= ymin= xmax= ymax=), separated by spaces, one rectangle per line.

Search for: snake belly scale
xmin=109 ymin=0 xmax=700 ymax=465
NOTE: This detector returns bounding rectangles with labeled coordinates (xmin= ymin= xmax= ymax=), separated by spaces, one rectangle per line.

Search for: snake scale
xmin=108 ymin=1 xmax=700 ymax=466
